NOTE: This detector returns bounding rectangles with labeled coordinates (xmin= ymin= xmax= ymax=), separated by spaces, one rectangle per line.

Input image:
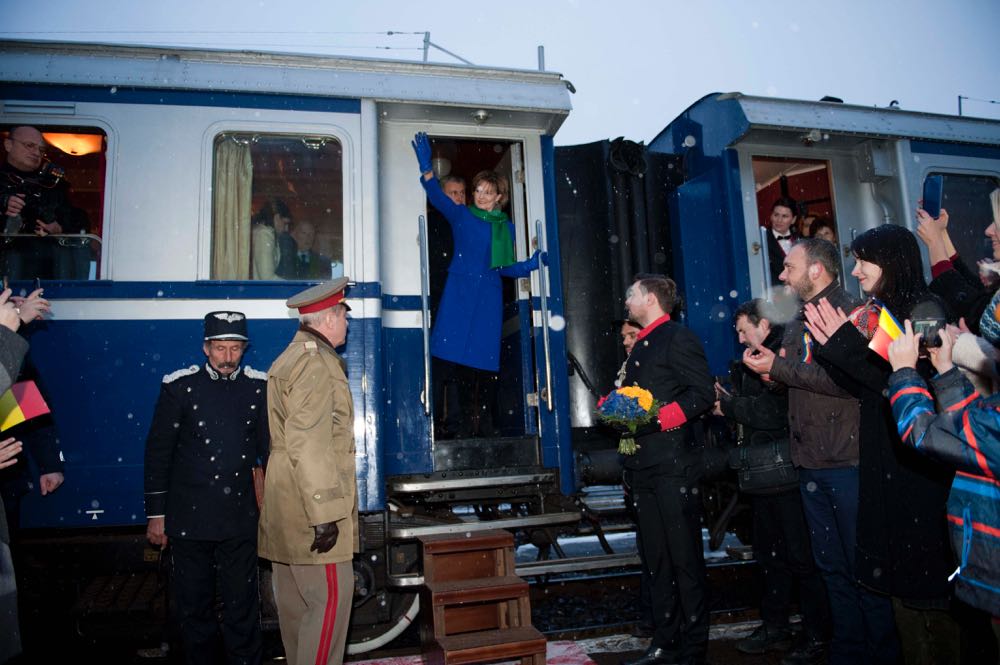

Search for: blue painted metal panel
xmin=648 ymin=94 xmax=750 ymax=179
xmin=15 ymin=281 xmax=382 ymax=528
xmin=669 ymin=157 xmax=745 ymax=377
xmin=539 ymin=135 xmax=575 ymax=495
xmin=3 ymin=83 xmax=361 ymax=113
xmin=380 ymin=328 xmax=433 ymax=477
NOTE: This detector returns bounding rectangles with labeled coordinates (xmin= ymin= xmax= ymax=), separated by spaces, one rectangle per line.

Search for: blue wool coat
xmin=421 ymin=177 xmax=537 ymax=372
xmin=889 ymin=366 xmax=1000 ymax=615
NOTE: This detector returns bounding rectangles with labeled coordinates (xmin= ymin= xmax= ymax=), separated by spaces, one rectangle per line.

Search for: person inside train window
xmin=918 ymin=187 xmax=1000 ymax=335
xmin=1 ymin=125 xmax=90 ymax=281
xmin=798 ymin=214 xmax=816 ymax=238
xmin=250 ymin=198 xmax=294 ymax=281
xmin=412 ymin=132 xmax=544 ymax=438
xmin=764 ymin=196 xmax=799 ymax=286
xmin=809 ymin=216 xmax=837 ymax=245
xmin=212 ymin=133 xmax=342 ymax=282
xmin=281 ymin=220 xmax=334 ymax=280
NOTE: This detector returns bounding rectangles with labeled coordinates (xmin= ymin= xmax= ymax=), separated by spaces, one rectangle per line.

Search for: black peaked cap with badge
xmin=204 ymin=311 xmax=249 ymax=341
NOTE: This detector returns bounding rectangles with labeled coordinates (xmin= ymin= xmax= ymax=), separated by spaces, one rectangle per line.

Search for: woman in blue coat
xmin=412 ymin=133 xmax=542 ymax=436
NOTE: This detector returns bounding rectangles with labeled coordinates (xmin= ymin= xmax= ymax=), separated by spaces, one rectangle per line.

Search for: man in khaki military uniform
xmin=259 ymin=278 xmax=358 ymax=665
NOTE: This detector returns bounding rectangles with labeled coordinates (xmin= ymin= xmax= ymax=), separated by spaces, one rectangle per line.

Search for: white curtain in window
xmin=212 ymin=139 xmax=253 ymax=279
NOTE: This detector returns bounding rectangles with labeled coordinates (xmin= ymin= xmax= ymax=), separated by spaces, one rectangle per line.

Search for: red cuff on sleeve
xmin=657 ymin=402 xmax=686 ymax=431
xmin=930 ymin=259 xmax=954 ymax=279
xmin=597 ymin=394 xmax=607 ymax=408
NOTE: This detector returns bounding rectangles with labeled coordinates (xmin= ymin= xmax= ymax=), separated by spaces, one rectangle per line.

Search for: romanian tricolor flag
xmin=868 ymin=306 xmax=903 ymax=361
xmin=0 ymin=381 xmax=50 ymax=431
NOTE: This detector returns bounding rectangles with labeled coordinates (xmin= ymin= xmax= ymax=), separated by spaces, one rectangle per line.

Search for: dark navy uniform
xmin=144 ymin=359 xmax=268 ymax=665
xmin=622 ymin=315 xmax=715 ymax=665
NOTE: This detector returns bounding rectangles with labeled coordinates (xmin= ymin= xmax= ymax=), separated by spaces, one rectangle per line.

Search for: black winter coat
xmin=929 ymin=256 xmax=996 ymax=335
xmin=621 ymin=319 xmax=715 ymax=475
xmin=817 ymin=324 xmax=954 ymax=603
xmin=720 ymin=326 xmax=788 ymax=438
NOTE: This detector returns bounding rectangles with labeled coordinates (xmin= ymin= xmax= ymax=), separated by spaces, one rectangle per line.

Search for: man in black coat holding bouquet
xmin=617 ymin=274 xmax=715 ymax=665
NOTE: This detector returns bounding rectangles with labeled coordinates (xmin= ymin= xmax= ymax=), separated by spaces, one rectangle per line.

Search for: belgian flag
xmin=0 ymin=381 xmax=50 ymax=431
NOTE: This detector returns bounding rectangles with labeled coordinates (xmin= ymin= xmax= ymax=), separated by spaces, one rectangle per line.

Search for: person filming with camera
xmin=2 ymin=125 xmax=82 ymax=280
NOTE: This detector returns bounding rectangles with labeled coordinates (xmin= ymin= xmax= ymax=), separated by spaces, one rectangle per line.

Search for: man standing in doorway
xmin=259 ymin=278 xmax=358 ymax=665
xmin=765 ymin=197 xmax=799 ymax=286
xmin=618 ymin=274 xmax=715 ymax=665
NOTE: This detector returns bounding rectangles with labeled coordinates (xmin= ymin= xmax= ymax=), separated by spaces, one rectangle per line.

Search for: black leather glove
xmin=310 ymin=521 xmax=340 ymax=553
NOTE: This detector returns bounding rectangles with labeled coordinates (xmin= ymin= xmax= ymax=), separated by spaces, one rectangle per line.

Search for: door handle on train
xmin=535 ymin=219 xmax=553 ymax=412
xmin=417 ymin=215 xmax=432 ymax=416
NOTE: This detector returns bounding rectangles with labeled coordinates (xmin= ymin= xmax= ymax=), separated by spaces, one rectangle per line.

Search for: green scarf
xmin=469 ymin=205 xmax=515 ymax=268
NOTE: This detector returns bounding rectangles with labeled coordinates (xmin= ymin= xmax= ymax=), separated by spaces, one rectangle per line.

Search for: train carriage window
xmin=1 ymin=126 xmax=107 ymax=281
xmin=924 ymin=173 xmax=1000 ymax=269
xmin=211 ymin=133 xmax=343 ymax=281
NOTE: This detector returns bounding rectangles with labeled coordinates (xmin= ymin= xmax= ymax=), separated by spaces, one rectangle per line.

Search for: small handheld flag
xmin=868 ymin=306 xmax=903 ymax=361
xmin=0 ymin=381 xmax=51 ymax=431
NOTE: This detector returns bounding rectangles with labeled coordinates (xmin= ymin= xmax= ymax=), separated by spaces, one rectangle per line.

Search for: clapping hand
xmin=742 ymin=342 xmax=776 ymax=376
xmin=803 ymin=298 xmax=849 ymax=345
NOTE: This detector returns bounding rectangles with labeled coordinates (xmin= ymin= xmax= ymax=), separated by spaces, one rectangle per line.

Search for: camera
xmin=910 ymin=299 xmax=948 ymax=349
xmin=912 ymin=318 xmax=946 ymax=348
xmin=1 ymin=163 xmax=66 ymax=233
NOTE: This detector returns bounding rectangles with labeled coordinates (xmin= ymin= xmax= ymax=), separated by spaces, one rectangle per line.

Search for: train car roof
xmin=0 ymin=39 xmax=572 ymax=133
xmin=649 ymin=91 xmax=1000 ymax=156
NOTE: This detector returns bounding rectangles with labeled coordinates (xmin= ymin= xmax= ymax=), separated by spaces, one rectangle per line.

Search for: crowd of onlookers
xmin=710 ymin=190 xmax=1000 ymax=665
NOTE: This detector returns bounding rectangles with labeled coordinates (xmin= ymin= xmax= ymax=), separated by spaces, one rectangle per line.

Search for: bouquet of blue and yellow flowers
xmin=596 ymin=386 xmax=662 ymax=455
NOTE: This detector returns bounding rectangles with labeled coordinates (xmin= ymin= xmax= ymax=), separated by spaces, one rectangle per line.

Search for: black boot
xmin=735 ymin=623 xmax=793 ymax=654
xmin=780 ymin=633 xmax=828 ymax=665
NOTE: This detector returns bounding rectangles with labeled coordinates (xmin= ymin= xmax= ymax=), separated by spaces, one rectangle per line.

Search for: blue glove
xmin=411 ymin=132 xmax=433 ymax=174
xmin=527 ymin=250 xmax=549 ymax=270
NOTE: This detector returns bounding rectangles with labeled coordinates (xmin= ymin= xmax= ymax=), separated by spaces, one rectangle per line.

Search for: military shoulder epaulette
xmin=163 ymin=365 xmax=200 ymax=384
xmin=242 ymin=365 xmax=268 ymax=381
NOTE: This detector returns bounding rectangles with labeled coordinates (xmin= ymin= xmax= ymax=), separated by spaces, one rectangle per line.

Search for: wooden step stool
xmin=419 ymin=529 xmax=546 ymax=665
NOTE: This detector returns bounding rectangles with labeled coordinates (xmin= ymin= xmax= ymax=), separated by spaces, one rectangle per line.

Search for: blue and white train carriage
xmin=0 ymin=39 xmax=579 ymax=649
xmin=648 ymin=93 xmax=1000 ymax=376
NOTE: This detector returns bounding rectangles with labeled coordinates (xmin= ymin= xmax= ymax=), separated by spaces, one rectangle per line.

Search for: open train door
xmin=418 ymin=137 xmax=548 ymax=473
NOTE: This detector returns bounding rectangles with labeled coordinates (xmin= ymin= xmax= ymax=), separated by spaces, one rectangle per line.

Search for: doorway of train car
xmin=421 ymin=135 xmax=540 ymax=467
xmin=752 ymin=156 xmax=843 ymax=293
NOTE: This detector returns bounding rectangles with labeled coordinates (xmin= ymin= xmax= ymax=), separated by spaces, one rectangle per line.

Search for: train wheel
xmin=345 ymin=510 xmax=443 ymax=653
xmin=346 ymin=589 xmax=419 ymax=654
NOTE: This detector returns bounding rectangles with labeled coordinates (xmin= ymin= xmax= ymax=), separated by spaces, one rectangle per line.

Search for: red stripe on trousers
xmin=316 ymin=563 xmax=339 ymax=665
